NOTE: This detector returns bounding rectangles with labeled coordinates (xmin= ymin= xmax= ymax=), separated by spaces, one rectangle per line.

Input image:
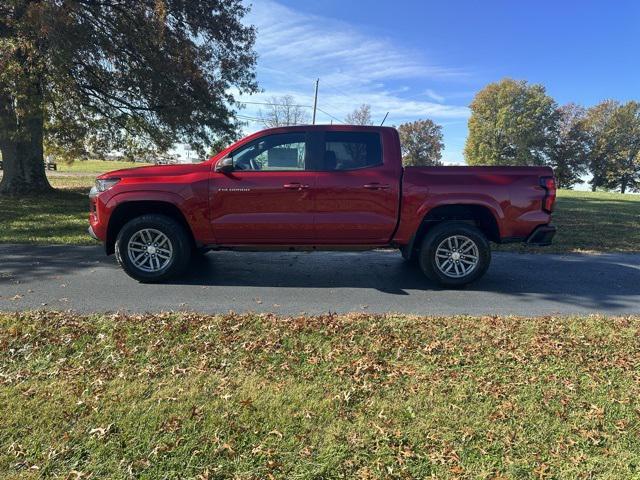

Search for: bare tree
xmin=259 ymin=96 xmax=309 ymax=127
xmin=345 ymin=104 xmax=372 ymax=125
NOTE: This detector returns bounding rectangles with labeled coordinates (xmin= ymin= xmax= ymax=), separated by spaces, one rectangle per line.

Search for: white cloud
xmin=424 ymin=89 xmax=446 ymax=103
xmin=238 ymin=1 xmax=471 ymax=128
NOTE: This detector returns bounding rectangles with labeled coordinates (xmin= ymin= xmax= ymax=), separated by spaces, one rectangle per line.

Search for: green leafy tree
xmin=584 ymin=100 xmax=619 ymax=191
xmin=612 ymin=101 xmax=640 ymax=193
xmin=549 ymin=103 xmax=590 ymax=189
xmin=345 ymin=104 xmax=372 ymax=125
xmin=585 ymin=100 xmax=640 ymax=193
xmin=464 ymin=78 xmax=558 ymax=166
xmin=0 ymin=1 xmax=257 ymax=195
xmin=208 ymin=132 xmax=241 ymax=157
xmin=397 ymin=119 xmax=444 ymax=166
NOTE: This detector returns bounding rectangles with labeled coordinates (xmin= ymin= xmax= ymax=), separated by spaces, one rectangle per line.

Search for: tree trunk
xmin=0 ymin=82 xmax=52 ymax=196
xmin=620 ymin=180 xmax=627 ymax=194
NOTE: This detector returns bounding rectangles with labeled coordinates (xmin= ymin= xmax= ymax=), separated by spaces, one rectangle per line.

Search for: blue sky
xmin=235 ymin=0 xmax=639 ymax=164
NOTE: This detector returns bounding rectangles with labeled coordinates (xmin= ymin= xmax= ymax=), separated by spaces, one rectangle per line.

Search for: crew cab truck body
xmin=89 ymin=125 xmax=556 ymax=286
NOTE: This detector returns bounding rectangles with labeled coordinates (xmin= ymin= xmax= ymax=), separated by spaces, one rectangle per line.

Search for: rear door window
xmin=322 ymin=131 xmax=382 ymax=171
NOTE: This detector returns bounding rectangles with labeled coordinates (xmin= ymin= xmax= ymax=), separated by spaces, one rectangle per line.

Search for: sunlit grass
xmin=56 ymin=159 xmax=152 ymax=173
xmin=1 ymin=312 xmax=639 ymax=478
xmin=0 ymin=186 xmax=92 ymax=245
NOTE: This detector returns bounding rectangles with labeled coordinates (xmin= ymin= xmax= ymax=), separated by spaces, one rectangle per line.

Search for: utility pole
xmin=312 ymin=78 xmax=319 ymax=125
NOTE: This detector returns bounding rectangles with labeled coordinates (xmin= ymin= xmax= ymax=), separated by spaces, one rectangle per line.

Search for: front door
xmin=209 ymin=132 xmax=316 ymax=244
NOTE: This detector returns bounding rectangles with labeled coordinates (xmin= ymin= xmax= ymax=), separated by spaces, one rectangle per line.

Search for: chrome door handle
xmin=283 ymin=183 xmax=309 ymax=190
xmin=363 ymin=183 xmax=390 ymax=190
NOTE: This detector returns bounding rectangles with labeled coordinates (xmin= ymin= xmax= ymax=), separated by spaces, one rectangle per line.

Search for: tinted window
xmin=323 ymin=132 xmax=382 ymax=170
xmin=231 ymin=133 xmax=306 ymax=171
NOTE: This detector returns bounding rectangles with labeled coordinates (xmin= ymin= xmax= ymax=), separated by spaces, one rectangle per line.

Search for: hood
xmin=97 ymin=162 xmax=209 ymax=179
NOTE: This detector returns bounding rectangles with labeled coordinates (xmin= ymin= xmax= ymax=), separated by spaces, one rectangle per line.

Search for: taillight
xmin=540 ymin=176 xmax=556 ymax=213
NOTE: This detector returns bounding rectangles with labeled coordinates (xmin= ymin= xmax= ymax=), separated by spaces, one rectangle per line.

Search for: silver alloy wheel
xmin=435 ymin=235 xmax=479 ymax=278
xmin=127 ymin=228 xmax=173 ymax=273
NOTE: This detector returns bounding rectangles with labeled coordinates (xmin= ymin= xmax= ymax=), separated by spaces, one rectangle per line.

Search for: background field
xmin=56 ymin=160 xmax=152 ymax=173
xmin=0 ymin=168 xmax=638 ymax=252
xmin=1 ymin=312 xmax=639 ymax=479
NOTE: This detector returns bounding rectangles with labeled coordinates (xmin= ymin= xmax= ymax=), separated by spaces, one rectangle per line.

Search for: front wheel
xmin=115 ymin=214 xmax=192 ymax=283
xmin=418 ymin=221 xmax=491 ymax=287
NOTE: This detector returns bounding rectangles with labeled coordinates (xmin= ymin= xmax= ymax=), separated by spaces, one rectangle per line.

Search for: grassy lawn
xmin=0 ymin=180 xmax=638 ymax=251
xmin=1 ymin=312 xmax=639 ymax=478
xmin=56 ymin=159 xmax=152 ymax=173
xmin=0 ymin=182 xmax=92 ymax=245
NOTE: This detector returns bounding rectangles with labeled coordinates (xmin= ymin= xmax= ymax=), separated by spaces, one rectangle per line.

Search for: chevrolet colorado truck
xmin=89 ymin=125 xmax=556 ymax=286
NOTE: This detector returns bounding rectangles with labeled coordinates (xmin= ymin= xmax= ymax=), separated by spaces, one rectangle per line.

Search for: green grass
xmin=0 ymin=188 xmax=90 ymax=245
xmin=56 ymin=159 xmax=152 ymax=173
xmin=49 ymin=175 xmax=98 ymax=189
xmin=1 ymin=312 xmax=639 ymax=478
xmin=0 ymin=182 xmax=638 ymax=251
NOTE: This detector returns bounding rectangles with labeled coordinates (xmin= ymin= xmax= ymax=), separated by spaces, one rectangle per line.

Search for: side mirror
xmin=215 ymin=157 xmax=234 ymax=173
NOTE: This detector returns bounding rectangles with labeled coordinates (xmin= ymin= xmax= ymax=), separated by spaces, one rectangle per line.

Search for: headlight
xmin=90 ymin=178 xmax=120 ymax=197
xmin=96 ymin=178 xmax=120 ymax=192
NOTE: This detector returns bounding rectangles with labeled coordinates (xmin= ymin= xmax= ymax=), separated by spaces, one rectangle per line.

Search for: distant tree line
xmin=465 ymin=79 xmax=640 ymax=193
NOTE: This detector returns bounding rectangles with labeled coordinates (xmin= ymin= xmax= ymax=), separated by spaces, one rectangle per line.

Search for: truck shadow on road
xmin=1 ymin=246 xmax=639 ymax=313
xmin=173 ymin=250 xmax=640 ymax=312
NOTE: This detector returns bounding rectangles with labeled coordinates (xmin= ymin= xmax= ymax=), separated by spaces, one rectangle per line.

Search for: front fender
xmin=102 ymin=189 xmax=213 ymax=247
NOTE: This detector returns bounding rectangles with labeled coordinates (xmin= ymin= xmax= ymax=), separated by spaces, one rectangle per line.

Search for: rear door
xmin=313 ymin=130 xmax=401 ymax=244
xmin=209 ymin=131 xmax=317 ymax=244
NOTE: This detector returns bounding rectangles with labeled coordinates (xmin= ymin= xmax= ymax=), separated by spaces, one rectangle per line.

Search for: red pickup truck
xmin=89 ymin=125 xmax=556 ymax=286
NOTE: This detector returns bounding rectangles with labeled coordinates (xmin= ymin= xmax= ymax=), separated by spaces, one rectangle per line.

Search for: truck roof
xmin=253 ymin=124 xmax=397 ymax=135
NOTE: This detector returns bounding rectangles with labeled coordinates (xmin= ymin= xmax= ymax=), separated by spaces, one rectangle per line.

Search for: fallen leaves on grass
xmin=1 ymin=312 xmax=640 ymax=478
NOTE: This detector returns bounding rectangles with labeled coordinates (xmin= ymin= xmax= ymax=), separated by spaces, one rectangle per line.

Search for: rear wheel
xmin=115 ymin=214 xmax=192 ymax=283
xmin=418 ymin=221 xmax=491 ymax=287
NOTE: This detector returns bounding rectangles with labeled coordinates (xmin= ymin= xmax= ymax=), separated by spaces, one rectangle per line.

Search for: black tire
xmin=115 ymin=214 xmax=192 ymax=283
xmin=418 ymin=221 xmax=491 ymax=287
xmin=400 ymin=245 xmax=418 ymax=264
xmin=192 ymin=246 xmax=210 ymax=259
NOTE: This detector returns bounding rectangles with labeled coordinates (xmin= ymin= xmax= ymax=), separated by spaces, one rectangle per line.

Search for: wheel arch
xmin=404 ymin=203 xmax=500 ymax=259
xmin=106 ymin=200 xmax=196 ymax=255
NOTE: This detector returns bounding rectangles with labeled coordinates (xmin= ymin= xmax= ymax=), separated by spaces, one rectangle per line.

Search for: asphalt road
xmin=1 ymin=244 xmax=639 ymax=316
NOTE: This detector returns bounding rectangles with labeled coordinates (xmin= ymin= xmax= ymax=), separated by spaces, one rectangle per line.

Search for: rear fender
xmin=403 ymin=196 xmax=505 ymax=254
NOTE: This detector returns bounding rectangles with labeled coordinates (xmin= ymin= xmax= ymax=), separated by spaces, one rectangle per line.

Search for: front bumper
xmin=88 ymin=225 xmax=99 ymax=241
xmin=525 ymin=225 xmax=556 ymax=246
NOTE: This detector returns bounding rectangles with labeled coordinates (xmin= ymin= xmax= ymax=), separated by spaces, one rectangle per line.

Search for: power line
xmin=237 ymin=100 xmax=313 ymax=108
xmin=316 ymin=107 xmax=344 ymax=124
xmin=319 ymin=80 xmax=358 ymax=103
xmin=236 ymin=101 xmax=345 ymax=124
xmin=236 ymin=113 xmax=262 ymax=119
xmin=236 ymin=115 xmax=263 ymax=123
